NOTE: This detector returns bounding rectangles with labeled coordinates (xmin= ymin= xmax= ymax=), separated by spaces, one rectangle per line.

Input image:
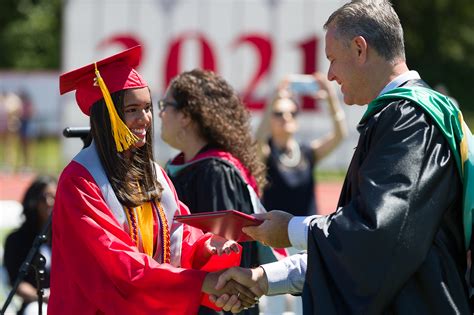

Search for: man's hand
xmin=243 ymin=210 xmax=293 ymax=248
xmin=202 ymin=271 xmax=257 ymax=311
xmin=209 ymin=267 xmax=268 ymax=313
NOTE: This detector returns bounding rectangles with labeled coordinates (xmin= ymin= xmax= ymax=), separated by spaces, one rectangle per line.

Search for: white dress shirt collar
xmin=378 ymin=70 xmax=421 ymax=96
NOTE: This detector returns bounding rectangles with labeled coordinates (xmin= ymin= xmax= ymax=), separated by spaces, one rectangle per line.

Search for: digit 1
xmin=296 ymin=36 xmax=319 ymax=110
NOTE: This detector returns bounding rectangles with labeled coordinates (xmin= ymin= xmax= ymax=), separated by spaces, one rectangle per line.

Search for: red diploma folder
xmin=174 ymin=210 xmax=263 ymax=242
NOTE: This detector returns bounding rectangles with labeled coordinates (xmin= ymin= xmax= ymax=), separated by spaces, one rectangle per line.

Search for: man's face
xmin=325 ymin=27 xmax=366 ymax=105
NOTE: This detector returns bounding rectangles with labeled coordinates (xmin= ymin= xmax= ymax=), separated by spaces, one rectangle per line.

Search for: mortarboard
xmin=59 ymin=46 xmax=146 ymax=152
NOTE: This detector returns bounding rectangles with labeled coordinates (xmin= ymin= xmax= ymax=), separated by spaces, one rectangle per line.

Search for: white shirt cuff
xmin=288 ymin=215 xmax=317 ymax=250
xmin=261 ymin=253 xmax=307 ymax=296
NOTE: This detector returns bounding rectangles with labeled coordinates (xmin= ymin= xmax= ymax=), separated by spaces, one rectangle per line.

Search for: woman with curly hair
xmin=161 ymin=69 xmax=285 ymax=315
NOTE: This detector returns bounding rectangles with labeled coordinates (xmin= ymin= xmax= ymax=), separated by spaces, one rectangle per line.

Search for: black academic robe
xmin=168 ymin=154 xmax=260 ymax=315
xmin=303 ymin=80 xmax=471 ymax=314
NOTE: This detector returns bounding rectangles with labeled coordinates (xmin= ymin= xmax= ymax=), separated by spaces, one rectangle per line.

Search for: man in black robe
xmin=211 ymin=1 xmax=473 ymax=314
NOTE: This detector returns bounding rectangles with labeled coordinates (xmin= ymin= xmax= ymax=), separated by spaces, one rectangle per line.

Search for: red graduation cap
xmin=59 ymin=45 xmax=147 ymax=116
xmin=59 ymin=46 xmax=147 ymax=152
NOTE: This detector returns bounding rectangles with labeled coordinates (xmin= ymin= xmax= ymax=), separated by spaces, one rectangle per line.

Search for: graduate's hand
xmin=202 ymin=271 xmax=257 ymax=311
xmin=206 ymin=235 xmax=240 ymax=256
xmin=243 ymin=210 xmax=293 ymax=248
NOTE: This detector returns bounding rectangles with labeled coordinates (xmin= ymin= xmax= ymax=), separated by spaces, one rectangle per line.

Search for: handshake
xmin=202 ymin=210 xmax=294 ymax=313
xmin=203 ymin=266 xmax=268 ymax=313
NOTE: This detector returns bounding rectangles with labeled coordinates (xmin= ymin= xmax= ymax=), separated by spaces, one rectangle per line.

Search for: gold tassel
xmin=94 ymin=63 xmax=139 ymax=152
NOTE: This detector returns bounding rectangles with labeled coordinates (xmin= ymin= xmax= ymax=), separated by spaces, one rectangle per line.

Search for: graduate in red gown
xmin=48 ymin=46 xmax=256 ymax=315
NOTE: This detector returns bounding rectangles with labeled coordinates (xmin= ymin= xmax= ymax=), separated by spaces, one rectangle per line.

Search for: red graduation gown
xmin=48 ymin=161 xmax=240 ymax=315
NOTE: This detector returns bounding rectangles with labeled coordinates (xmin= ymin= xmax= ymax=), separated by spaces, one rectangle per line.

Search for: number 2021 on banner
xmin=99 ymin=32 xmax=321 ymax=111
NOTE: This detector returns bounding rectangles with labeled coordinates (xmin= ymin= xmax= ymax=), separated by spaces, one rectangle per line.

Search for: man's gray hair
xmin=324 ymin=0 xmax=405 ymax=63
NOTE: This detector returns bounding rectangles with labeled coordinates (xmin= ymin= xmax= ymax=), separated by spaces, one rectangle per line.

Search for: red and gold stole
xmin=125 ymin=200 xmax=170 ymax=263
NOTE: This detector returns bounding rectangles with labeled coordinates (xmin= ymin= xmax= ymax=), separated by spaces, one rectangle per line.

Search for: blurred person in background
xmin=51 ymin=47 xmax=256 ymax=314
xmin=160 ymin=68 xmax=286 ymax=315
xmin=1 ymin=91 xmax=22 ymax=171
xmin=255 ymin=72 xmax=348 ymax=218
xmin=3 ymin=175 xmax=57 ymax=315
xmin=253 ymin=72 xmax=347 ymax=313
xmin=18 ymin=90 xmax=35 ymax=170
xmin=0 ymin=91 xmax=7 ymax=168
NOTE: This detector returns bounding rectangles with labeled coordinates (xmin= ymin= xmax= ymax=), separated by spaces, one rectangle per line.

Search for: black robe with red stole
xmin=167 ymin=146 xmax=265 ymax=315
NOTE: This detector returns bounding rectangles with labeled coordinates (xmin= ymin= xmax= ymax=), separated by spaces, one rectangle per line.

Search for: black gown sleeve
xmin=304 ymin=101 xmax=467 ymax=314
xmin=182 ymin=159 xmax=261 ymax=315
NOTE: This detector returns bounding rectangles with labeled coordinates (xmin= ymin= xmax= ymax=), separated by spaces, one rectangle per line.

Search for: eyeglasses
xmin=272 ymin=111 xmax=299 ymax=118
xmin=157 ymin=99 xmax=179 ymax=112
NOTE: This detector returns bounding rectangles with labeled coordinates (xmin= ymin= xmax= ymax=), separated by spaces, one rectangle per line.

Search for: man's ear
xmin=352 ymin=35 xmax=368 ymax=64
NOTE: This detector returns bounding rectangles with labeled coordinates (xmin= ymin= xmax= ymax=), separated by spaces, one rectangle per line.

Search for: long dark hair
xmin=169 ymin=69 xmax=266 ymax=191
xmin=89 ymin=88 xmax=163 ymax=207
xmin=22 ymin=175 xmax=57 ymax=232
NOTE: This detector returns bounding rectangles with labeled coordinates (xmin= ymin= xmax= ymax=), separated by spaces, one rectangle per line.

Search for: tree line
xmin=0 ymin=0 xmax=472 ymax=114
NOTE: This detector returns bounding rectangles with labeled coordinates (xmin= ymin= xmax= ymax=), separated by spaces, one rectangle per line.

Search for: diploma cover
xmin=174 ymin=210 xmax=263 ymax=242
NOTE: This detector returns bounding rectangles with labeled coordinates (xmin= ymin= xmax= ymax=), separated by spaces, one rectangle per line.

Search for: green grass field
xmin=0 ymin=110 xmax=472 ymax=177
xmin=0 ymin=136 xmax=64 ymax=176
xmin=315 ymin=169 xmax=347 ymax=182
xmin=0 ymin=135 xmax=350 ymax=181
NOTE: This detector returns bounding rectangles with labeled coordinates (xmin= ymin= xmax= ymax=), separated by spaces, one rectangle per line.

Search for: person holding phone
xmin=255 ymin=72 xmax=348 ymax=217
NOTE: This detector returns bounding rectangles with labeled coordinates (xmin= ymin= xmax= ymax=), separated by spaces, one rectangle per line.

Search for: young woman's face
xmin=123 ymin=87 xmax=153 ymax=148
xmin=270 ymin=97 xmax=299 ymax=138
xmin=38 ymin=183 xmax=56 ymax=224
